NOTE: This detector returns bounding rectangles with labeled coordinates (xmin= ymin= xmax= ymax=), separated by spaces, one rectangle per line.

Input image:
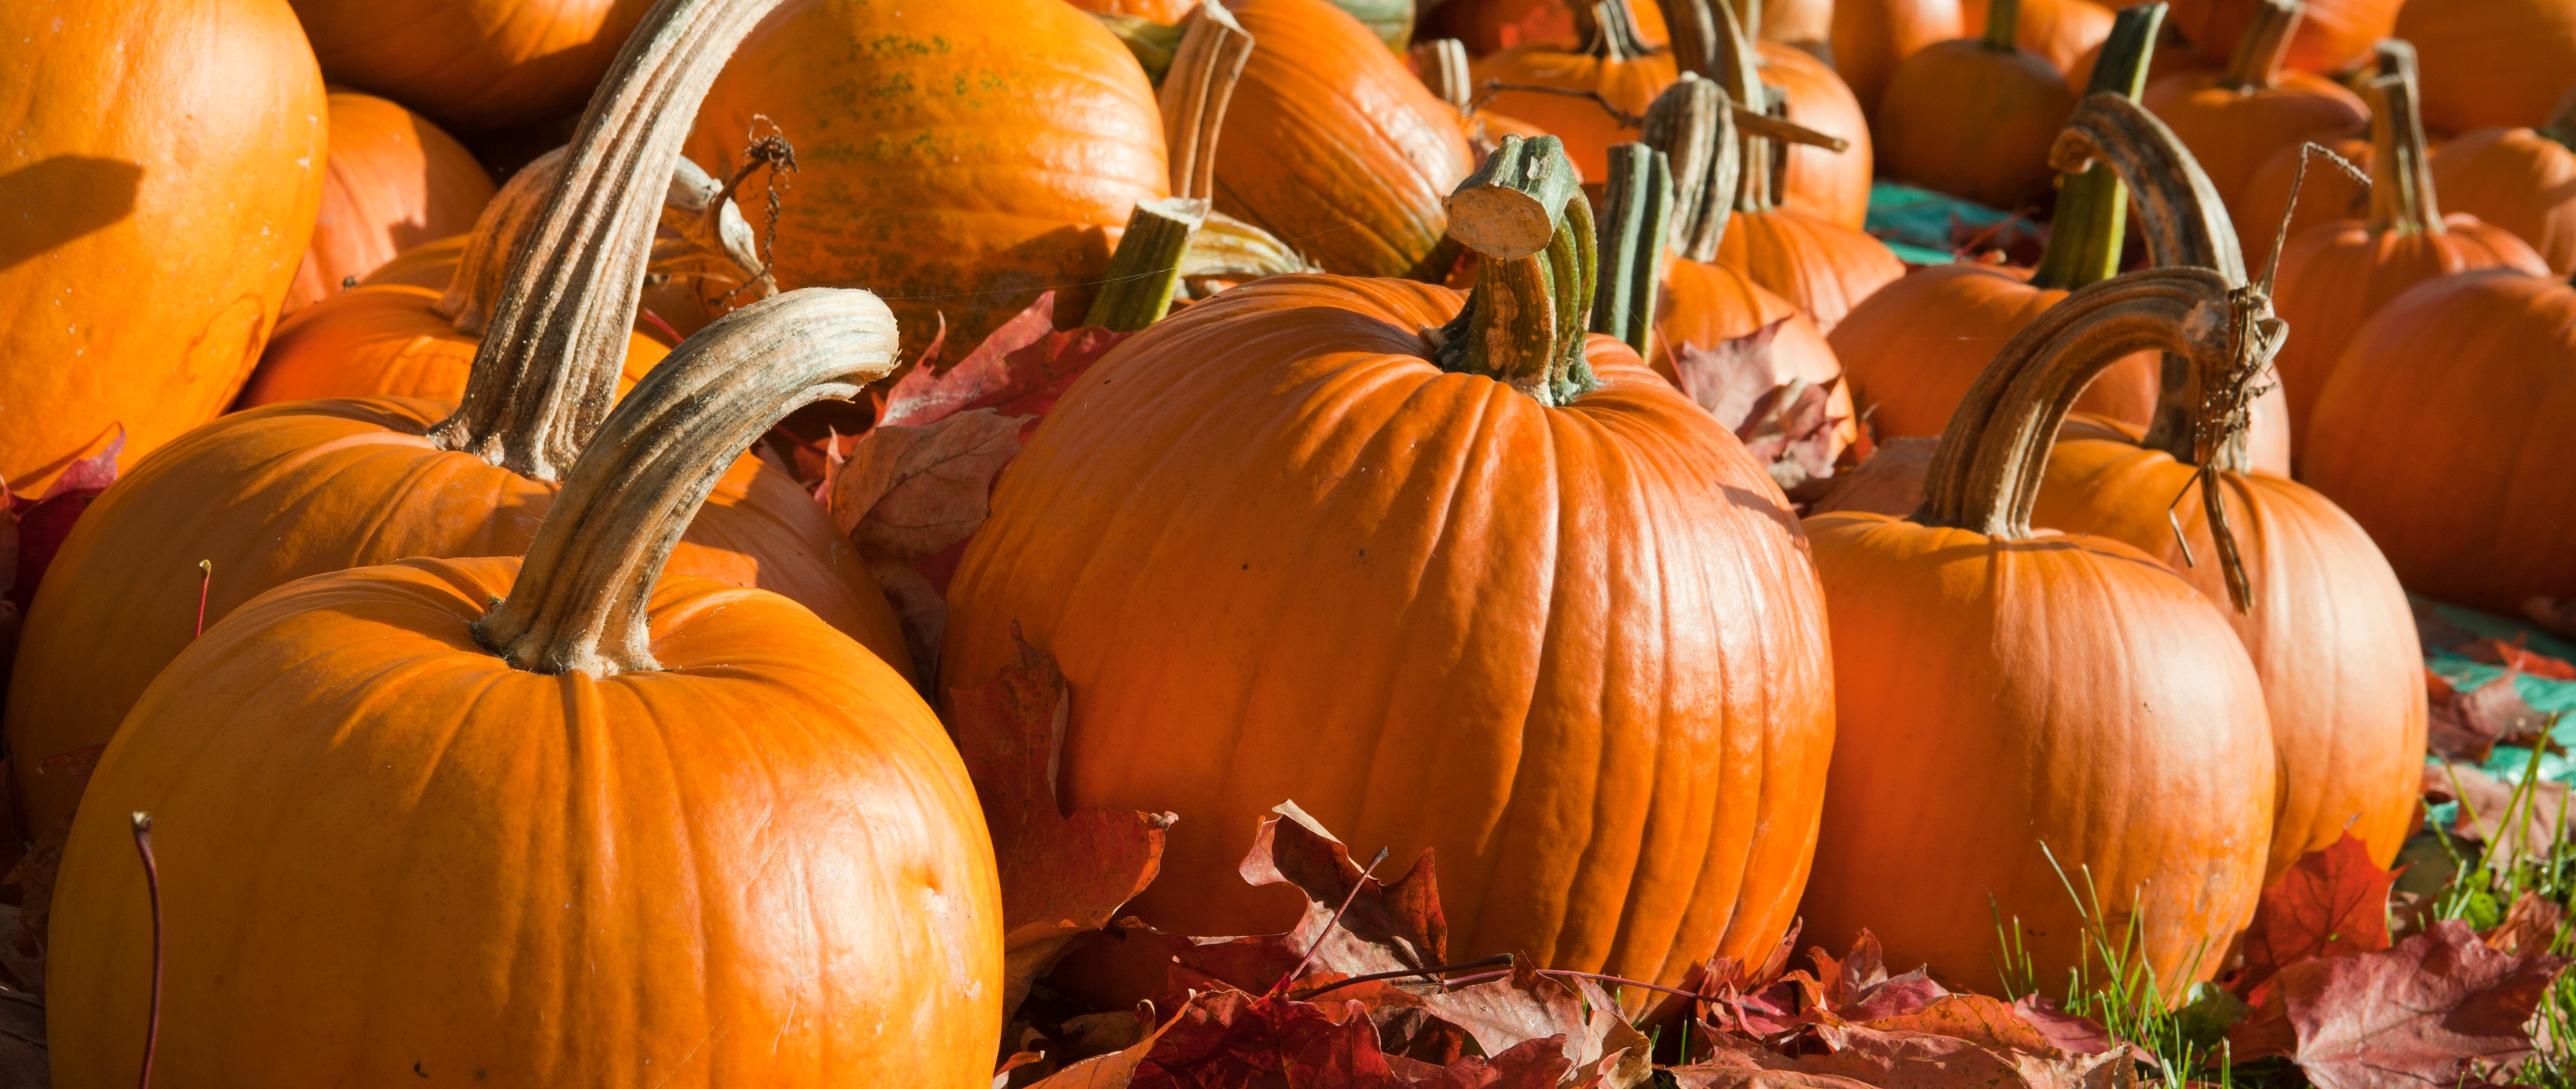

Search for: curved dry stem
xmin=1413 ymin=38 xmax=1474 ymax=112
xmin=1430 ymin=135 xmax=1599 ymax=404
xmin=2220 ymin=0 xmax=2300 ymax=91
xmin=428 ymin=0 xmax=789 ymax=482
xmin=475 ymin=289 xmax=902 ymax=677
xmin=2365 ymin=41 xmax=2442 ymax=235
xmin=1644 ymin=74 xmax=1743 ymax=262
xmin=2049 ymin=93 xmax=2249 ymax=281
xmin=1161 ymin=0 xmax=1253 ymax=202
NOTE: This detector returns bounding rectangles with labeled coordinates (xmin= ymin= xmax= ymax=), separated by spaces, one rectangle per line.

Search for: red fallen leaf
xmin=2227 ymin=919 xmax=2571 ymax=1089
xmin=1415 ymin=961 xmax=1650 ymax=1078
xmin=2007 ymin=996 xmax=2115 ymax=1058
xmin=4 ymin=425 xmax=122 ymax=617
xmin=2458 ymin=634 xmax=2576 ymax=681
xmin=2423 ymin=761 xmax=2571 ymax=868
xmin=2481 ymin=891 xmax=2565 ymax=958
xmin=2425 ymin=669 xmax=2549 ymax=764
xmin=1667 ymin=323 xmax=1851 ymax=491
xmin=1129 ymin=988 xmax=1409 ymax=1089
xmin=1637 ymin=922 xmax=1805 ymax=1036
xmin=948 ymin=629 xmax=1175 ymax=1017
xmin=1858 ymin=994 xmax=2058 ymax=1055
xmin=1164 ymin=801 xmax=1447 ymax=996
xmin=1701 ymin=1014 xmax=2143 ymax=1089
xmin=830 ymin=408 xmax=1026 ymax=681
xmin=1029 ymin=992 xmax=1206 ymax=1089
xmin=1399 ymin=1037 xmax=1574 ymax=1089
xmin=2230 ymin=833 xmax=2399 ymax=998
xmin=877 ymin=291 xmax=1135 ymax=435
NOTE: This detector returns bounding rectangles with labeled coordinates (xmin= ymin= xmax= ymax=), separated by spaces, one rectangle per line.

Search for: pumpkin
xmin=1473 ymin=0 xmax=1679 ymax=181
xmin=2269 ymin=44 xmax=2548 ymax=453
xmin=1836 ymin=8 xmax=2163 ymax=450
xmin=686 ymin=0 xmax=1168 ymax=369
xmin=943 ymin=137 xmax=1835 ymax=988
xmin=46 ymin=286 xmax=1003 ymax=1087
xmin=1877 ymin=0 xmax=2083 ymax=210
xmin=2027 ymin=93 xmax=2426 ymax=879
xmin=0 ymin=0 xmax=324 ymax=495
xmin=5 ymin=0 xmax=908 ymax=887
xmin=241 ymin=150 xmax=764 ymax=407
xmin=2162 ymin=0 xmax=2398 ymax=74
xmin=1829 ymin=0 xmax=1964 ymax=120
xmin=2140 ymin=0 xmax=2368 ymax=246
xmin=1760 ymin=38 xmax=1877 ymax=230
xmin=1800 ymin=245 xmax=2278 ymax=992
xmin=1964 ymin=0 xmax=2118 ymax=74
xmin=1206 ymin=0 xmax=1477 ymax=279
xmin=286 ymin=0 xmax=655 ymax=132
xmin=282 ymin=92 xmax=496 ymax=314
xmin=1421 ymin=0 xmax=1674 ymax=53
xmin=1762 ymin=0 xmax=1835 ymax=52
xmin=1067 ymin=0 xmax=1202 ymax=20
xmin=2429 ymin=91 xmax=2576 ymax=275
xmin=2396 ymin=0 xmax=2576 ymax=134
xmin=2303 ymin=268 xmax=2576 ymax=620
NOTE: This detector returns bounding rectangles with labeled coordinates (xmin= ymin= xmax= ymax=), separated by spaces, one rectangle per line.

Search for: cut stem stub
xmin=1428 ymin=135 xmax=1601 ymax=405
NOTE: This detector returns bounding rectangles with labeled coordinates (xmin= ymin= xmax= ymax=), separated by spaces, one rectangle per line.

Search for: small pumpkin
xmin=2140 ymin=0 xmax=2367 ymax=248
xmin=45 ymin=287 xmax=1003 ymax=1086
xmin=2429 ymin=88 xmax=2576 ymax=275
xmin=1829 ymin=0 xmax=1964 ymax=120
xmin=286 ymin=0 xmax=656 ymax=132
xmin=1473 ymin=0 xmax=1678 ymax=180
xmin=2268 ymin=44 xmax=2548 ymax=452
xmin=1420 ymin=0 xmax=1674 ymax=53
xmin=0 ymin=0 xmax=325 ymax=495
xmin=1964 ymin=0 xmax=2119 ymax=74
xmin=943 ymin=137 xmax=1835 ymax=988
xmin=2396 ymin=0 xmax=2576 ymax=134
xmin=1877 ymin=0 xmax=2083 ymax=210
xmin=2161 ymin=0 xmax=2399 ymax=74
xmin=686 ymin=0 xmax=1170 ymax=367
xmin=283 ymin=91 xmax=495 ymax=314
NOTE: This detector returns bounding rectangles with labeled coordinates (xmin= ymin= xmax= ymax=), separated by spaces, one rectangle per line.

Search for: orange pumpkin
xmin=2397 ymin=0 xmax=2576 ymax=134
xmin=2163 ymin=0 xmax=2398 ymax=74
xmin=1761 ymin=0 xmax=1836 ymax=51
xmin=1963 ymin=0 xmax=2118 ymax=74
xmin=944 ymin=138 xmax=1835 ymax=988
xmin=1422 ymin=0 xmax=1674 ymax=52
xmin=286 ymin=0 xmax=656 ymax=132
xmin=1802 ymin=259 xmax=2278 ymax=995
xmin=2429 ymin=94 xmax=2576 ymax=275
xmin=2141 ymin=0 xmax=2368 ymax=246
xmin=1877 ymin=0 xmax=2082 ymax=210
xmin=5 ymin=0 xmax=906 ymax=887
xmin=46 ymin=287 xmax=1001 ymax=1087
xmin=2304 ymin=268 xmax=2576 ymax=620
xmin=1067 ymin=0 xmax=1201 ymax=19
xmin=2237 ymin=133 xmax=2372 ymax=261
xmin=283 ymin=91 xmax=495 ymax=314
xmin=1474 ymin=0 xmax=1679 ymax=180
xmin=687 ymin=0 xmax=1169 ymax=367
xmin=1208 ymin=0 xmax=1477 ymax=279
xmin=2269 ymin=45 xmax=2548 ymax=452
xmin=1657 ymin=257 xmax=1854 ymax=423
xmin=1829 ymin=0 xmax=1964 ymax=120
xmin=0 ymin=0 xmax=324 ymax=495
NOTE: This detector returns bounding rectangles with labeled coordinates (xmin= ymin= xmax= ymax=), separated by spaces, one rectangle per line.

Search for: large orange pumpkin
xmin=2303 ymin=268 xmax=2576 ymax=620
xmin=6 ymin=0 xmax=906 ymax=879
xmin=2162 ymin=0 xmax=2398 ymax=74
xmin=1801 ymin=259 xmax=2278 ymax=995
xmin=686 ymin=0 xmax=1169 ymax=367
xmin=1964 ymin=0 xmax=2119 ymax=73
xmin=1474 ymin=0 xmax=1679 ymax=181
xmin=1829 ymin=0 xmax=1964 ymax=120
xmin=286 ymin=0 xmax=657 ymax=133
xmin=46 ymin=287 xmax=1001 ymax=1087
xmin=944 ymin=138 xmax=1835 ymax=988
xmin=2140 ymin=0 xmax=2367 ymax=249
xmin=283 ymin=91 xmax=496 ymax=314
xmin=1876 ymin=0 xmax=2083 ymax=210
xmin=2397 ymin=0 xmax=2576 ymax=134
xmin=2269 ymin=44 xmax=2548 ymax=452
xmin=2430 ymin=94 xmax=2576 ymax=275
xmin=0 ymin=0 xmax=325 ymax=495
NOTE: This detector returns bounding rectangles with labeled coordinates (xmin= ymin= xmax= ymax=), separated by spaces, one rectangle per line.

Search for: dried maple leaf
xmin=4 ymin=425 xmax=121 ymax=617
xmin=2229 ymin=919 xmax=2569 ymax=1089
xmin=2425 ymin=669 xmax=2550 ymax=763
xmin=2231 ymin=833 xmax=2399 ymax=997
xmin=1414 ymin=960 xmax=1650 ymax=1077
xmin=948 ymin=630 xmax=1175 ymax=1018
xmin=1029 ymin=992 xmax=1206 ymax=1089
xmin=2423 ymin=761 xmax=2571 ymax=868
xmin=2480 ymin=891 xmax=2566 ymax=958
xmin=2007 ymin=996 xmax=2115 ymax=1058
xmin=829 ymin=407 xmax=1025 ymax=683
xmin=876 ymin=290 xmax=1134 ymax=435
xmin=1167 ymin=801 xmax=1447 ymax=998
xmin=2458 ymin=635 xmax=2576 ymax=681
xmin=1129 ymin=988 xmax=1409 ymax=1089
xmin=1667 ymin=323 xmax=1851 ymax=492
xmin=1638 ymin=922 xmax=1805 ymax=1035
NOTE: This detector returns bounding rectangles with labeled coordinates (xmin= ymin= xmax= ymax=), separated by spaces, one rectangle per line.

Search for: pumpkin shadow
xmin=0 ymin=156 xmax=143 ymax=272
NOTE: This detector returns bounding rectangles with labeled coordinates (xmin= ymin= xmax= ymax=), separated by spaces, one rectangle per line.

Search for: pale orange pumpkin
xmin=1474 ymin=0 xmax=1679 ymax=181
xmin=286 ymin=0 xmax=658 ymax=132
xmin=1877 ymin=0 xmax=2083 ymax=210
xmin=2429 ymin=90 xmax=2576 ymax=275
xmin=2141 ymin=0 xmax=2367 ymax=249
xmin=283 ymin=91 xmax=496 ymax=314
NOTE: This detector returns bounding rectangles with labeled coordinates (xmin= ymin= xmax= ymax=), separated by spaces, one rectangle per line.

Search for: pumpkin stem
xmin=425 ymin=0 xmax=786 ymax=482
xmin=476 ymin=289 xmax=902 ymax=677
xmin=1414 ymin=38 xmax=1475 ymax=113
xmin=2219 ymin=0 xmax=2299 ymax=92
xmin=2029 ymin=4 xmax=2164 ymax=291
xmin=2364 ymin=42 xmax=2443 ymax=236
xmin=1086 ymin=198 xmax=1209 ymax=331
xmin=1161 ymin=0 xmax=1253 ymax=203
xmin=1427 ymin=135 xmax=1600 ymax=404
xmin=1643 ymin=74 xmax=1743 ymax=262
xmin=1580 ymin=0 xmax=1656 ymax=62
xmin=1590 ymin=143 xmax=1677 ymax=357
xmin=1982 ymin=0 xmax=2022 ymax=51
xmin=132 ymin=811 xmax=161 ymax=1089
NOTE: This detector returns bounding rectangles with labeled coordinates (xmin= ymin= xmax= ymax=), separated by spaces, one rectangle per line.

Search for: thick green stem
xmin=2364 ymin=42 xmax=2443 ymax=236
xmin=2540 ymin=87 xmax=2576 ymax=150
xmin=1428 ymin=136 xmax=1599 ymax=404
xmin=2220 ymin=0 xmax=2299 ymax=92
xmin=1085 ymin=198 xmax=1208 ymax=331
xmin=1590 ymin=143 xmax=1677 ymax=358
xmin=1643 ymin=75 xmax=1742 ymax=262
xmin=1982 ymin=0 xmax=2022 ymax=51
xmin=2029 ymin=4 xmax=2164 ymax=290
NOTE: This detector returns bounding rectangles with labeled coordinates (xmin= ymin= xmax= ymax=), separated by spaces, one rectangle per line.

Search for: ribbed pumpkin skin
xmin=2032 ymin=443 xmax=2426 ymax=878
xmin=1874 ymin=42 xmax=2081 ymax=211
xmin=2141 ymin=71 xmax=2368 ymax=235
xmin=287 ymin=0 xmax=658 ymax=132
xmin=1766 ymin=45 xmax=1876 ymax=230
xmin=1214 ymin=0 xmax=1476 ymax=277
xmin=2397 ymin=0 xmax=2576 ymax=134
xmin=2164 ymin=0 xmax=2399 ymax=75
xmin=5 ymin=398 xmax=909 ymax=844
xmin=285 ymin=93 xmax=497 ymax=312
xmin=1654 ymin=257 xmax=1860 ymax=448
xmin=2305 ymin=269 xmax=2576 ymax=616
xmin=2433 ymin=128 xmax=2576 ymax=275
xmin=1800 ymin=512 xmax=2275 ymax=994
xmin=1832 ymin=0 xmax=1965 ymax=120
xmin=942 ymin=275 xmax=1836 ymax=985
xmin=1717 ymin=209 xmax=1907 ymax=333
xmin=685 ymin=0 xmax=1168 ymax=369
xmin=362 ymin=235 xmax=472 ymax=289
xmin=0 ymin=0 xmax=324 ymax=495
xmin=1831 ymin=265 xmax=2161 ymax=443
xmin=1473 ymin=45 xmax=1678 ymax=183
xmin=1963 ymin=0 xmax=2117 ymax=74
xmin=47 ymin=557 xmax=998 ymax=1087
xmin=2271 ymin=216 xmax=2548 ymax=446
xmin=239 ymin=284 xmax=669 ymax=406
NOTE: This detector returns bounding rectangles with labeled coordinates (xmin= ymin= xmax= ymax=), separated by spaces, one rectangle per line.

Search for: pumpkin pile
xmin=3 ymin=0 xmax=2575 ymax=1084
